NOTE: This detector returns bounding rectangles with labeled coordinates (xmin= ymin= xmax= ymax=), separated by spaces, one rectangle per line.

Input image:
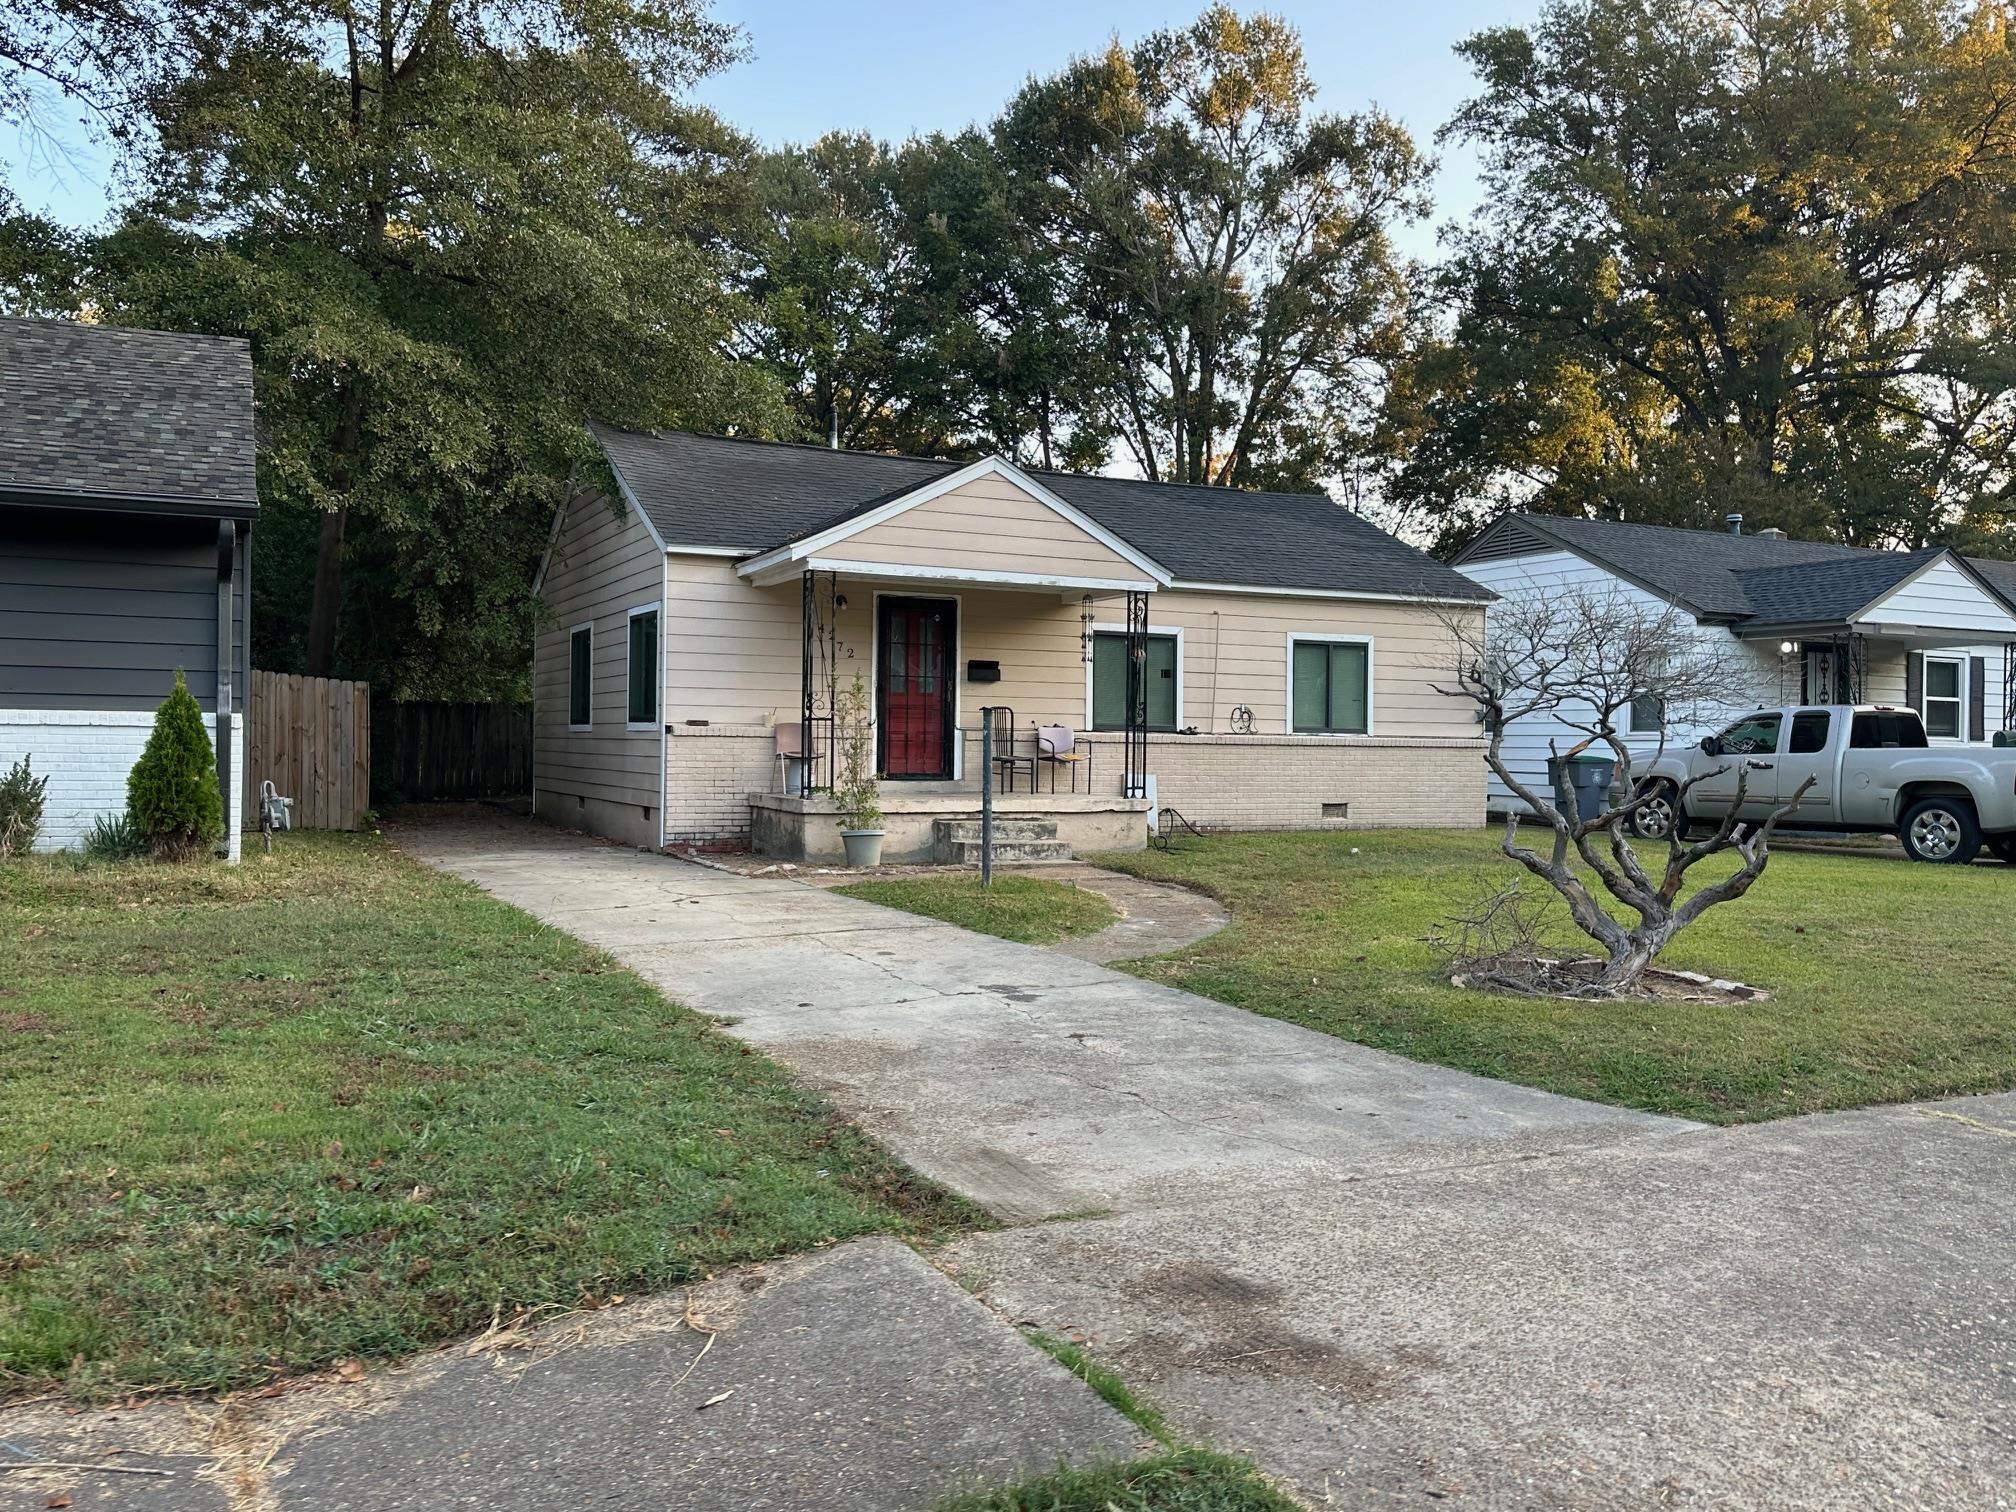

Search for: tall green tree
xmin=738 ymin=132 xmax=962 ymax=454
xmin=1393 ymin=0 xmax=2016 ymax=552
xmin=60 ymin=0 xmax=782 ymax=695
xmin=991 ymin=6 xmax=1431 ymax=487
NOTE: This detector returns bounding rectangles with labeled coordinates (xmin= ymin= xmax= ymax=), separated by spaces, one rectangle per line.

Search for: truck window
xmin=1716 ymin=712 xmax=1782 ymax=755
xmin=1788 ymin=711 xmax=1831 ymax=754
xmin=1850 ymin=712 xmax=1929 ymax=749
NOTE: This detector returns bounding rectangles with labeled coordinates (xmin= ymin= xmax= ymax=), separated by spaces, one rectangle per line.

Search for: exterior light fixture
xmin=1779 ymin=640 xmax=1797 ymax=655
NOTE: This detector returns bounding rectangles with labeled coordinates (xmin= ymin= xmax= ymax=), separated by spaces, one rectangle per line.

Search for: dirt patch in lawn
xmin=1450 ymin=956 xmax=1772 ymax=1004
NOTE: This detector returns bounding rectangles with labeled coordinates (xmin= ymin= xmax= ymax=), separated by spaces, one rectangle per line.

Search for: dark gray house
xmin=1 ymin=317 xmax=256 ymax=856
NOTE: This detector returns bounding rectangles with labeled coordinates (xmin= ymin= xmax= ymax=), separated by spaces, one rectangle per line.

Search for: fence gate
xmin=247 ymin=671 xmax=371 ymax=831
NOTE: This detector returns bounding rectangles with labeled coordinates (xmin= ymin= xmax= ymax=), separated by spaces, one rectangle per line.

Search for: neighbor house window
xmin=1629 ymin=692 xmax=1665 ymax=733
xmin=1290 ymin=638 xmax=1370 ymax=734
xmin=1091 ymin=632 xmax=1178 ymax=730
xmin=1922 ymin=657 xmax=1963 ymax=740
xmin=627 ymin=607 xmax=660 ymax=728
xmin=568 ymin=624 xmax=592 ymax=729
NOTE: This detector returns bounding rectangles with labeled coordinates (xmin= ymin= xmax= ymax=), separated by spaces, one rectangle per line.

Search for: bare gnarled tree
xmin=1438 ymin=583 xmax=1813 ymax=996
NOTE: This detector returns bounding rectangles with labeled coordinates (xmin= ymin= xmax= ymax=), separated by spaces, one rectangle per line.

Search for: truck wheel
xmin=1626 ymin=782 xmax=1681 ymax=841
xmin=1899 ymin=797 xmax=1982 ymax=864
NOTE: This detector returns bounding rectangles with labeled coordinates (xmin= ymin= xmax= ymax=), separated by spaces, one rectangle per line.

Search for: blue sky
xmin=3 ymin=2 xmax=1544 ymax=258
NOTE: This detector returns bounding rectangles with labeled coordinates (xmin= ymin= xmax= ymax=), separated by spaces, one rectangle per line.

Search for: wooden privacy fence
xmin=376 ymin=700 xmax=532 ymax=802
xmin=247 ymin=671 xmax=371 ymax=831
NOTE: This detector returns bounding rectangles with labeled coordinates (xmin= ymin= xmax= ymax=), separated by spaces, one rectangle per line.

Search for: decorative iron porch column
xmin=800 ymin=569 xmax=839 ymax=792
xmin=1122 ymin=589 xmax=1149 ymax=799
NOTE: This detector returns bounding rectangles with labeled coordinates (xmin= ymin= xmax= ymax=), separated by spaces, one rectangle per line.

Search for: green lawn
xmin=835 ymin=873 xmax=1118 ymax=944
xmin=0 ymin=836 xmax=978 ymax=1401
xmin=938 ymin=1450 xmax=1297 ymax=1512
xmin=1093 ymin=829 xmax=2016 ymax=1124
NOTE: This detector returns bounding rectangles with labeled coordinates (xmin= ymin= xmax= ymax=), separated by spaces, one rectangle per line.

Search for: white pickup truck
xmin=1627 ymin=704 xmax=2016 ymax=864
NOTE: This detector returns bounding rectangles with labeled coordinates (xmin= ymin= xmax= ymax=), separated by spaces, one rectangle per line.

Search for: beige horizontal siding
xmin=660 ymin=555 xmax=1482 ymax=744
xmin=533 ymin=489 xmax=663 ymax=831
xmin=821 ymin=475 xmax=1144 ymax=580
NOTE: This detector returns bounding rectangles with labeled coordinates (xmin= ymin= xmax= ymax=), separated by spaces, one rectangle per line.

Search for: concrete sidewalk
xmin=0 ymin=1240 xmax=1145 ymax=1511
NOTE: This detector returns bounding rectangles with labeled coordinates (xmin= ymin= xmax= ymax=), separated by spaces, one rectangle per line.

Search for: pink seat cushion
xmin=1037 ymin=724 xmax=1075 ymax=757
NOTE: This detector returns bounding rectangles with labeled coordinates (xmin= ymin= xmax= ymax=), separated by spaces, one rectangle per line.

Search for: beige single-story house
xmin=531 ymin=426 xmax=1493 ymax=860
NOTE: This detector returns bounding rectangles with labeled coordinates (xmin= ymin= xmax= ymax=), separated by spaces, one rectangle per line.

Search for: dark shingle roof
xmin=0 ymin=317 xmax=257 ymax=511
xmin=1464 ymin=512 xmax=2016 ymax=624
xmin=591 ymin=424 xmax=1492 ymax=602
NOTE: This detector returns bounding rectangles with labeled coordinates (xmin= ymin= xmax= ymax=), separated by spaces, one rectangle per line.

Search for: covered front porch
xmin=1742 ymin=623 xmax=2016 ymax=742
xmin=737 ymin=484 xmax=1170 ymax=859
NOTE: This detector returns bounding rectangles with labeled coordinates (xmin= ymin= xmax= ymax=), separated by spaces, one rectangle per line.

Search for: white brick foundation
xmin=0 ymin=710 xmax=246 ymax=859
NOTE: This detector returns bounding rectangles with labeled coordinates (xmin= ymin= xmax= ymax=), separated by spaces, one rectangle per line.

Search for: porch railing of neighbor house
xmin=800 ymin=568 xmax=840 ymax=793
xmin=2005 ymin=644 xmax=2016 ymax=732
xmin=1792 ymin=634 xmax=1867 ymax=705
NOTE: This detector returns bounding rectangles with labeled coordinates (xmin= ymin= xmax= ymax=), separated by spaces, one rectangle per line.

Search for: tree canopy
xmin=1387 ymin=0 xmax=2016 ymax=554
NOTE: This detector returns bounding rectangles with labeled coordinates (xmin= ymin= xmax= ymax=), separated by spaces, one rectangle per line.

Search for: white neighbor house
xmin=1451 ymin=513 xmax=2016 ymax=811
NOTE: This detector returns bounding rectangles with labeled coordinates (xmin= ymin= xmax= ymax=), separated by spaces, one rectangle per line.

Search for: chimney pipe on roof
xmin=1726 ymin=513 xmax=1744 ymax=535
xmin=1757 ymin=527 xmax=1788 ymax=541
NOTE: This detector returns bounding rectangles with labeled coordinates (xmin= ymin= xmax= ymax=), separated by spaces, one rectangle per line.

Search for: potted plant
xmin=833 ymin=674 xmax=885 ymax=867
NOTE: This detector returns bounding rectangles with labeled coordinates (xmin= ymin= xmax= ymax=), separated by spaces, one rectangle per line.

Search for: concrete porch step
xmin=938 ymin=838 xmax=1077 ymax=865
xmin=935 ymin=818 xmax=1060 ymax=844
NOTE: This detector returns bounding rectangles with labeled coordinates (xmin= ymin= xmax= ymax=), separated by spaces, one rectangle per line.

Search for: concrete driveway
xmin=400 ymin=816 xmax=2016 ymax=1509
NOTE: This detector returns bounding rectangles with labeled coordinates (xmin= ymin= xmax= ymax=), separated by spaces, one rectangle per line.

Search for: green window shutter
xmin=1327 ymin=643 xmax=1368 ymax=733
xmin=569 ymin=628 xmax=592 ymax=727
xmin=1291 ymin=642 xmax=1329 ymax=731
xmin=1091 ymin=634 xmax=1128 ymax=729
xmin=627 ymin=612 xmax=658 ymax=724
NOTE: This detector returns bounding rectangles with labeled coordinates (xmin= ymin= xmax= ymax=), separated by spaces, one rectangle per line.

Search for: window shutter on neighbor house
xmin=1972 ymin=655 xmax=1988 ymax=741
xmin=1906 ymin=652 xmax=1923 ymax=713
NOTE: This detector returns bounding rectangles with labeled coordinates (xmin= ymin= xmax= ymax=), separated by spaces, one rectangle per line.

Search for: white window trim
xmin=1284 ymin=633 xmax=1375 ymax=736
xmin=868 ymin=590 xmax=964 ymax=781
xmin=1921 ymin=653 xmax=1968 ymax=743
xmin=1083 ymin=624 xmax=1185 ymax=733
xmin=625 ymin=603 xmax=661 ymax=732
xmin=567 ymin=621 xmax=594 ymax=732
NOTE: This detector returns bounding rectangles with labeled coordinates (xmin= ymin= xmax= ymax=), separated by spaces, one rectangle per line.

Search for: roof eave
xmin=0 ymin=481 xmax=258 ymax=520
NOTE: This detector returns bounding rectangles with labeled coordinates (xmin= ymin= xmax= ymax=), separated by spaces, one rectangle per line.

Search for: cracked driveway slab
xmin=398 ymin=817 xmax=1683 ymax=1222
xmin=0 ymin=1241 xmax=1144 ymax=1512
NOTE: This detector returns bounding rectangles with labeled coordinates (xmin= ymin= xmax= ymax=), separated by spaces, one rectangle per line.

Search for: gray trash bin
xmin=1547 ymin=751 xmax=1616 ymax=819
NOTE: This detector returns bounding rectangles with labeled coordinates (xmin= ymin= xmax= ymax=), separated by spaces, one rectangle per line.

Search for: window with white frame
xmin=1922 ymin=656 xmax=1963 ymax=739
xmin=568 ymin=624 xmax=592 ymax=729
xmin=1090 ymin=631 xmax=1178 ymax=731
xmin=1290 ymin=637 xmax=1370 ymax=734
xmin=1628 ymin=692 xmax=1665 ymax=733
xmin=626 ymin=607 xmax=660 ymax=728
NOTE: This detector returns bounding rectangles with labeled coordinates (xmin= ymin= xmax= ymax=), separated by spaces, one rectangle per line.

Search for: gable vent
xmin=1463 ymin=520 xmax=1551 ymax=562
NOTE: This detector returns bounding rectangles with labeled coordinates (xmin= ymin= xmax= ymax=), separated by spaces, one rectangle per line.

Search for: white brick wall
xmin=0 ymin=710 xmax=246 ymax=859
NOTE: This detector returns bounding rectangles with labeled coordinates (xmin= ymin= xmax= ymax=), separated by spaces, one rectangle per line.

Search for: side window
xmin=1921 ymin=657 xmax=1963 ymax=739
xmin=1788 ymin=711 xmax=1831 ymax=755
xmin=1716 ymin=712 xmax=1782 ymax=755
xmin=1629 ymin=692 xmax=1665 ymax=733
xmin=568 ymin=625 xmax=592 ymax=729
xmin=627 ymin=609 xmax=660 ymax=727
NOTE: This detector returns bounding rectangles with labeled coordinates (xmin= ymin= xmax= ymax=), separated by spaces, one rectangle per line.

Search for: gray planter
xmin=840 ymin=828 xmax=886 ymax=868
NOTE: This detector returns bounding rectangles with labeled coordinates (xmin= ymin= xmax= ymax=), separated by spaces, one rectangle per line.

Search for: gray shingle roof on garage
xmin=591 ymin=424 xmax=1493 ymax=602
xmin=0 ymin=316 xmax=257 ymax=512
xmin=1457 ymin=512 xmax=2016 ymax=624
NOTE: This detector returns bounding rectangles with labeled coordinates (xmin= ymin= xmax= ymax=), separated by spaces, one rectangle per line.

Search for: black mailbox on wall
xmin=966 ymin=659 xmax=1002 ymax=683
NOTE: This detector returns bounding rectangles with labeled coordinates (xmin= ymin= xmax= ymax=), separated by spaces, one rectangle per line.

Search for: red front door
xmin=877 ymin=597 xmax=953 ymax=778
